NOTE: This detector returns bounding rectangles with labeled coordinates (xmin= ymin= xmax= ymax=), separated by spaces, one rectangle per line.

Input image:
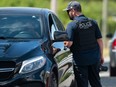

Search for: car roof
xmin=0 ymin=7 xmax=52 ymax=15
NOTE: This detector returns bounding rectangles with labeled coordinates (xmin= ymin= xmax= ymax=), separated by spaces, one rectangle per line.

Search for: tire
xmin=110 ymin=66 xmax=116 ymax=76
xmin=46 ymin=72 xmax=58 ymax=87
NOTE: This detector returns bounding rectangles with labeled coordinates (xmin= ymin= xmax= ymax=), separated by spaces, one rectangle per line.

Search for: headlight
xmin=19 ymin=56 xmax=46 ymax=74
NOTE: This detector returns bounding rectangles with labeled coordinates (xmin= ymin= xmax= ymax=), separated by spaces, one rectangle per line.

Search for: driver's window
xmin=51 ymin=24 xmax=56 ymax=40
xmin=52 ymin=14 xmax=65 ymax=31
xmin=48 ymin=14 xmax=57 ymax=40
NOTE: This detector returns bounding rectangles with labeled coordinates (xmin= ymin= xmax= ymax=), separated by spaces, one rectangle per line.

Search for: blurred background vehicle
xmin=107 ymin=30 xmax=116 ymax=76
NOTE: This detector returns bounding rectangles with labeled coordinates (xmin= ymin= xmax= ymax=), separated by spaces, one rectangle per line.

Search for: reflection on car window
xmin=51 ymin=24 xmax=56 ymax=39
xmin=0 ymin=15 xmax=42 ymax=39
xmin=48 ymin=14 xmax=57 ymax=40
xmin=52 ymin=14 xmax=65 ymax=31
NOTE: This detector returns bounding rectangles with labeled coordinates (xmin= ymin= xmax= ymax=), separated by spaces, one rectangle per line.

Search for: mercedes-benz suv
xmin=0 ymin=7 xmax=76 ymax=87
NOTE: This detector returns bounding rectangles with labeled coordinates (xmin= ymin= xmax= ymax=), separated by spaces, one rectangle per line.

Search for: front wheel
xmin=46 ymin=72 xmax=58 ymax=87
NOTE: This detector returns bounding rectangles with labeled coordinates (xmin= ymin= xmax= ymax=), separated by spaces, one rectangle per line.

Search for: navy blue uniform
xmin=66 ymin=15 xmax=102 ymax=87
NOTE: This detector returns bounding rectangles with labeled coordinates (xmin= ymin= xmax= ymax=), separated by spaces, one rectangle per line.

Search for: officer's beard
xmin=69 ymin=15 xmax=74 ymax=20
xmin=67 ymin=11 xmax=74 ymax=20
xmin=68 ymin=13 xmax=74 ymax=20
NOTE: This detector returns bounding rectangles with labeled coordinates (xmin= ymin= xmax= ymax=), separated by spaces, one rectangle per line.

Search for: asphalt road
xmin=89 ymin=57 xmax=116 ymax=87
xmin=100 ymin=77 xmax=116 ymax=87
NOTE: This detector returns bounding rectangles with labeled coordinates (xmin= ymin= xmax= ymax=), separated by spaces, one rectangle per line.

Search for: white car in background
xmin=107 ymin=31 xmax=116 ymax=76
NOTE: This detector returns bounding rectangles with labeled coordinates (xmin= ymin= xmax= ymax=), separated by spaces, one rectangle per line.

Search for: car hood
xmin=0 ymin=40 xmax=43 ymax=60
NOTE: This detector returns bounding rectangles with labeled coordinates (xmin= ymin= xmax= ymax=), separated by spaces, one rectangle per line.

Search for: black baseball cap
xmin=63 ymin=1 xmax=81 ymax=12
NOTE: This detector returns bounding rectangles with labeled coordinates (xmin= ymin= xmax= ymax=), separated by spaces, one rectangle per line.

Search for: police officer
xmin=64 ymin=1 xmax=104 ymax=87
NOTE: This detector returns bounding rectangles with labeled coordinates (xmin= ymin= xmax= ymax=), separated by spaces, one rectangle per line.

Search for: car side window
xmin=48 ymin=14 xmax=57 ymax=40
xmin=52 ymin=14 xmax=65 ymax=31
xmin=51 ymin=24 xmax=56 ymax=40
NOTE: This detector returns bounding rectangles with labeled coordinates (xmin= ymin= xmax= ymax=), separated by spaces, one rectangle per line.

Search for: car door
xmin=50 ymin=13 xmax=76 ymax=87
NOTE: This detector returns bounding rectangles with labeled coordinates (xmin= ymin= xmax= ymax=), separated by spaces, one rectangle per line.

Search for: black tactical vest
xmin=70 ymin=18 xmax=98 ymax=52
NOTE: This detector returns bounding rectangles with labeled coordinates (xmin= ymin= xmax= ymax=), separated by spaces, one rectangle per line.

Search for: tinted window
xmin=52 ymin=14 xmax=65 ymax=31
xmin=0 ymin=15 xmax=42 ymax=39
xmin=48 ymin=14 xmax=57 ymax=40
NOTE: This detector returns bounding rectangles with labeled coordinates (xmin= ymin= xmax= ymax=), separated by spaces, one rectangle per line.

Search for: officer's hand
xmin=100 ymin=57 xmax=104 ymax=65
xmin=64 ymin=41 xmax=73 ymax=48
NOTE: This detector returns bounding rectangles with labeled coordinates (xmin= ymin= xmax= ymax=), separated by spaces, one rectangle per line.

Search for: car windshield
xmin=0 ymin=15 xmax=42 ymax=39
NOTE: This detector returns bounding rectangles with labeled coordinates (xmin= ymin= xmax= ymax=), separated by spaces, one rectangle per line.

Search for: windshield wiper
xmin=0 ymin=36 xmax=39 ymax=39
xmin=0 ymin=36 xmax=15 ymax=39
xmin=0 ymin=36 xmax=6 ymax=39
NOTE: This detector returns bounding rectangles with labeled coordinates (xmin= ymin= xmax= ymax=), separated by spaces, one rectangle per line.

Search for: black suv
xmin=0 ymin=7 xmax=76 ymax=87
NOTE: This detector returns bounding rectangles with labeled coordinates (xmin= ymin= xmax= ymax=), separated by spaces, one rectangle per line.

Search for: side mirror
xmin=53 ymin=31 xmax=69 ymax=42
xmin=106 ymin=33 xmax=113 ymax=39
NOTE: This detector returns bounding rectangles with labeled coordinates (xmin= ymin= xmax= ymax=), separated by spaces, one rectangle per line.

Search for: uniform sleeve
xmin=93 ymin=20 xmax=102 ymax=39
xmin=65 ymin=22 xmax=77 ymax=41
